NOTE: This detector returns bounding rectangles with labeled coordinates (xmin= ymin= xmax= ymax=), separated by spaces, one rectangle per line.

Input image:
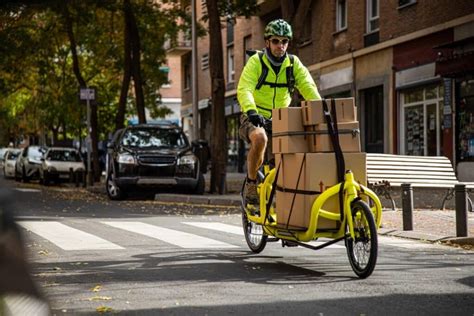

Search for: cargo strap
xmin=322 ymin=99 xmax=346 ymax=222
xmin=272 ymin=129 xmax=360 ymax=138
xmin=276 ymin=185 xmax=321 ymax=195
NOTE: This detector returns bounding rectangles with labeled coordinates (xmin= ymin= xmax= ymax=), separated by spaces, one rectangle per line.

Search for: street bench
xmin=366 ymin=153 xmax=473 ymax=211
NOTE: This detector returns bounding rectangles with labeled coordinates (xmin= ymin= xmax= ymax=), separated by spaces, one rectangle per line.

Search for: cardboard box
xmin=272 ymin=107 xmax=308 ymax=154
xmin=272 ymin=135 xmax=308 ymax=154
xmin=272 ymin=107 xmax=304 ymax=134
xmin=274 ymin=152 xmax=366 ymax=230
xmin=306 ymin=121 xmax=361 ymax=153
xmin=302 ymin=98 xmax=356 ymax=126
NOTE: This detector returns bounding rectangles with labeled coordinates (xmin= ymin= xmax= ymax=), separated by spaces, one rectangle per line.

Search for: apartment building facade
xmin=176 ymin=0 xmax=474 ymax=173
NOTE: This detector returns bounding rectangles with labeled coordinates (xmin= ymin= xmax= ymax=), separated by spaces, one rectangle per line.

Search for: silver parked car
xmin=39 ymin=147 xmax=85 ymax=185
xmin=0 ymin=147 xmax=8 ymax=169
xmin=15 ymin=146 xmax=47 ymax=182
xmin=3 ymin=148 xmax=21 ymax=179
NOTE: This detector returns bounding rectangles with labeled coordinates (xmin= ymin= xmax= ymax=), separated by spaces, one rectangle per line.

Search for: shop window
xmin=401 ymin=84 xmax=444 ymax=156
xmin=336 ymin=0 xmax=347 ymax=32
xmin=457 ymin=79 xmax=474 ymax=161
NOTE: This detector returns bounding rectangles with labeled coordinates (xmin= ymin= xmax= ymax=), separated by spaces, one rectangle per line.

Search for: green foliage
xmin=0 ymin=0 xmax=187 ymax=144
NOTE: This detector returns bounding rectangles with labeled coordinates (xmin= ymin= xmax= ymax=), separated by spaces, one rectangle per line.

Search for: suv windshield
xmin=121 ymin=128 xmax=188 ymax=149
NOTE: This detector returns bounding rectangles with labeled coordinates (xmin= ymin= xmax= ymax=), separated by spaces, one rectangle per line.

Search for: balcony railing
xmin=164 ymin=31 xmax=192 ymax=55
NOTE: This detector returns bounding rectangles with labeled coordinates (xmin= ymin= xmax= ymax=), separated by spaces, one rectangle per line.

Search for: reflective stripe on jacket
xmin=237 ymin=52 xmax=321 ymax=119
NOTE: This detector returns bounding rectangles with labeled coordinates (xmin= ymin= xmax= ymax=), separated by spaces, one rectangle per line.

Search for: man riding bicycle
xmin=237 ymin=19 xmax=322 ymax=207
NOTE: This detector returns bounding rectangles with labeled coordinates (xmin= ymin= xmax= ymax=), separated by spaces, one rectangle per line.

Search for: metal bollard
xmin=69 ymin=168 xmax=74 ymax=184
xmin=401 ymin=183 xmax=414 ymax=231
xmin=455 ymin=184 xmax=468 ymax=237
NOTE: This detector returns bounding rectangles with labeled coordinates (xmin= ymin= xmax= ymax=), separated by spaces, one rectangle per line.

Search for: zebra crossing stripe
xmin=183 ymin=222 xmax=243 ymax=235
xmin=18 ymin=221 xmax=123 ymax=250
xmin=15 ymin=188 xmax=41 ymax=193
xmin=103 ymin=221 xmax=239 ymax=249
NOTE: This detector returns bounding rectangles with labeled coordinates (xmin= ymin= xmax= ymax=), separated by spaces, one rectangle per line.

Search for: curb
xmin=154 ymin=194 xmax=241 ymax=207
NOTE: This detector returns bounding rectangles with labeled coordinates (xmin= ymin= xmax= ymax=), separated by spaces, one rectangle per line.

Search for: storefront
xmin=434 ymin=22 xmax=474 ymax=171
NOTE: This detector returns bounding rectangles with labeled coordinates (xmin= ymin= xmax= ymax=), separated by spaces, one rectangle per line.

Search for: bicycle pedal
xmin=282 ymin=240 xmax=299 ymax=247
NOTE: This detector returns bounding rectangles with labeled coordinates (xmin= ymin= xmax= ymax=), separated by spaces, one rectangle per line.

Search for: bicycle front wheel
xmin=345 ymin=200 xmax=378 ymax=279
xmin=242 ymin=209 xmax=268 ymax=253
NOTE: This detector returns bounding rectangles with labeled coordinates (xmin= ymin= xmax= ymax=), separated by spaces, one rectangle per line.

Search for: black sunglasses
xmin=270 ymin=38 xmax=289 ymax=45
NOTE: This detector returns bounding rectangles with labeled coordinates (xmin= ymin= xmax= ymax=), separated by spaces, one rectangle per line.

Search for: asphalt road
xmin=1 ymin=179 xmax=473 ymax=315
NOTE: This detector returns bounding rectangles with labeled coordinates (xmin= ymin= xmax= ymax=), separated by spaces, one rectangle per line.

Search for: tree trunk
xmin=116 ymin=0 xmax=133 ymax=130
xmin=206 ymin=0 xmax=227 ymax=194
xmin=126 ymin=0 xmax=146 ymax=124
xmin=62 ymin=2 xmax=100 ymax=182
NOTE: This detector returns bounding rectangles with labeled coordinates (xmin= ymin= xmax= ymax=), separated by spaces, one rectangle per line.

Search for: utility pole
xmin=191 ymin=0 xmax=199 ymax=140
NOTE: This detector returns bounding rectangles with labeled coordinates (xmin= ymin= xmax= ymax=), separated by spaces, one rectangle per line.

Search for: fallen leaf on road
xmin=38 ymin=250 xmax=49 ymax=255
xmin=96 ymin=305 xmax=113 ymax=313
xmin=53 ymin=267 xmax=61 ymax=271
xmin=88 ymin=296 xmax=112 ymax=301
xmin=91 ymin=285 xmax=102 ymax=292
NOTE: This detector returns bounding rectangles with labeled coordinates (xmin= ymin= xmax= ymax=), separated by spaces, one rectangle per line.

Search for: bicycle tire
xmin=240 ymin=177 xmax=268 ymax=253
xmin=345 ymin=200 xmax=378 ymax=279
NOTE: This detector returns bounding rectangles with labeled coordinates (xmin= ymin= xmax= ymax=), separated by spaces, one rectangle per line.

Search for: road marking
xmin=103 ymin=221 xmax=239 ymax=249
xmin=18 ymin=221 xmax=123 ymax=250
xmin=15 ymin=188 xmax=41 ymax=193
xmin=183 ymin=222 xmax=243 ymax=235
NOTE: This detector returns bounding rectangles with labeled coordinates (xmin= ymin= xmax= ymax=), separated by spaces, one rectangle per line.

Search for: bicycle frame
xmin=245 ymin=166 xmax=383 ymax=244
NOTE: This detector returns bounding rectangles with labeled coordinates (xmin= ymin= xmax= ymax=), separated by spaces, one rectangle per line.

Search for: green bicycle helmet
xmin=264 ymin=19 xmax=293 ymax=40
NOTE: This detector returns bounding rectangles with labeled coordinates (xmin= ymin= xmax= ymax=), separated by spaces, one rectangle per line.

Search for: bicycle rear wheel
xmin=345 ymin=200 xmax=378 ymax=278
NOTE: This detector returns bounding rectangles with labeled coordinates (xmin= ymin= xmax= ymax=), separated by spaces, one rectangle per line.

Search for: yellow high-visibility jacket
xmin=237 ymin=52 xmax=321 ymax=119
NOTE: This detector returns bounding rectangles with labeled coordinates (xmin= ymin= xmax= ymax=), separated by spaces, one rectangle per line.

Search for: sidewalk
xmin=89 ymin=172 xmax=474 ymax=248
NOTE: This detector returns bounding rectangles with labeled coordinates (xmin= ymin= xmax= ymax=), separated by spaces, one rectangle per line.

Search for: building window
xmin=184 ymin=62 xmax=191 ymax=90
xmin=201 ymin=53 xmax=209 ymax=70
xmin=227 ymin=45 xmax=235 ymax=83
xmin=159 ymin=66 xmax=170 ymax=88
xmin=398 ymin=0 xmax=416 ymax=8
xmin=336 ymin=0 xmax=347 ymax=32
xmin=366 ymin=0 xmax=379 ymax=33
xmin=401 ymin=84 xmax=444 ymax=156
xmin=227 ymin=19 xmax=234 ymax=44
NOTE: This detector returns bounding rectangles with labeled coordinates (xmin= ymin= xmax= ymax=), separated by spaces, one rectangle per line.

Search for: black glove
xmin=247 ymin=110 xmax=265 ymax=128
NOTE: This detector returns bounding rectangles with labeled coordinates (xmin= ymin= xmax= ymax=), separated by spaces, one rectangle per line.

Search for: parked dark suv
xmin=105 ymin=122 xmax=206 ymax=200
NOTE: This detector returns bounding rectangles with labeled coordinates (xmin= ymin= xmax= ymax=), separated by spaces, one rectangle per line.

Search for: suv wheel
xmin=106 ymin=171 xmax=125 ymax=200
xmin=193 ymin=172 xmax=205 ymax=195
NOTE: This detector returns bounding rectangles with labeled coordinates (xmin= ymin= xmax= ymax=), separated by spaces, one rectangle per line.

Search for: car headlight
xmin=177 ymin=154 xmax=197 ymax=165
xmin=117 ymin=153 xmax=136 ymax=164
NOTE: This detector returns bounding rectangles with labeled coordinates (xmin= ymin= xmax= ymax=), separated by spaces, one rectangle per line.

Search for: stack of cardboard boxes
xmin=272 ymin=98 xmax=367 ymax=230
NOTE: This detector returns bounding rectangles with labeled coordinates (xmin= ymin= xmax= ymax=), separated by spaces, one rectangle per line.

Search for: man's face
xmin=265 ymin=36 xmax=289 ymax=58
